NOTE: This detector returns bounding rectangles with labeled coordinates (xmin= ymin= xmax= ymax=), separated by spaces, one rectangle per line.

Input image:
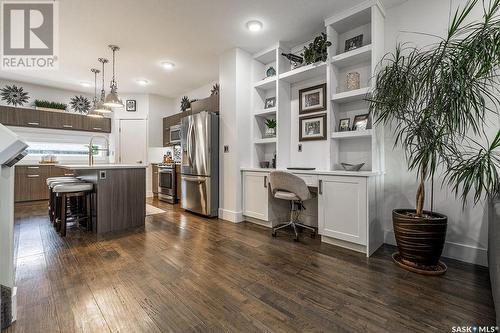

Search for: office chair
xmin=268 ymin=171 xmax=316 ymax=241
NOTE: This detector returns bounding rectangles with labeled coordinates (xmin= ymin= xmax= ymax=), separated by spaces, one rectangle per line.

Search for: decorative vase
xmin=265 ymin=127 xmax=276 ymax=137
xmin=392 ymin=209 xmax=448 ymax=275
xmin=346 ymin=72 xmax=360 ymax=90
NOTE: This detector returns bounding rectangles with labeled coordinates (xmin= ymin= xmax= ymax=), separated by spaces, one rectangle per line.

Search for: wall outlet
xmin=298 ymin=144 xmax=302 ymax=152
xmin=224 ymin=145 xmax=229 ymax=153
xmin=99 ymin=171 xmax=106 ymax=179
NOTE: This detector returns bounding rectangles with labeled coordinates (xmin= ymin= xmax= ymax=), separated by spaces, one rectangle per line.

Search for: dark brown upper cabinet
xmin=0 ymin=105 xmax=111 ymax=133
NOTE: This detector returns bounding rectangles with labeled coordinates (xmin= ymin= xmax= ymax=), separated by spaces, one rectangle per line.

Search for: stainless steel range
xmin=158 ymin=164 xmax=177 ymax=203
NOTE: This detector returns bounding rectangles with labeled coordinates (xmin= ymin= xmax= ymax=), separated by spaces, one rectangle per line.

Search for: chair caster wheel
xmin=293 ymin=237 xmax=299 ymax=242
xmin=311 ymin=232 xmax=316 ymax=238
xmin=272 ymin=231 xmax=277 ymax=237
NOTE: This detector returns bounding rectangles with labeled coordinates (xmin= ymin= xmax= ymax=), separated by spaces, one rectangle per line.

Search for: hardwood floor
xmin=5 ymin=199 xmax=496 ymax=332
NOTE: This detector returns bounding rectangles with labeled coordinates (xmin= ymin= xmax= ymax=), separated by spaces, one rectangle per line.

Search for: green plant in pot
xmin=302 ymin=32 xmax=332 ymax=65
xmin=264 ymin=118 xmax=276 ymax=137
xmin=368 ymin=0 xmax=500 ymax=275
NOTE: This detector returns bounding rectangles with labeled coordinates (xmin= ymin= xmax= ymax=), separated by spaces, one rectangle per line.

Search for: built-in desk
xmin=241 ymin=168 xmax=384 ymax=256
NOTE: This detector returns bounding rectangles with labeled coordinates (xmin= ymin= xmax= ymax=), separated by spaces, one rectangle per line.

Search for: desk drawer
xmin=295 ymin=174 xmax=318 ymax=187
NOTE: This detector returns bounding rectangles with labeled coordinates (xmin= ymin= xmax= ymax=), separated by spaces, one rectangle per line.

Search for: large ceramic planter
xmin=392 ymin=209 xmax=448 ymax=275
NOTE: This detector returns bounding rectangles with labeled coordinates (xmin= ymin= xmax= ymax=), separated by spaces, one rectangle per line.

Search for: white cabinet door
xmin=318 ymin=176 xmax=367 ymax=245
xmin=242 ymin=172 xmax=269 ymax=221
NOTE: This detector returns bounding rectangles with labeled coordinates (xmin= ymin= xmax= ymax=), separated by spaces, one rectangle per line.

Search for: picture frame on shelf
xmin=299 ymin=83 xmax=327 ymax=114
xmin=338 ymin=118 xmax=350 ymax=132
xmin=352 ymin=113 xmax=369 ymax=131
xmin=264 ymin=97 xmax=276 ymax=109
xmin=299 ymin=113 xmax=327 ymax=141
xmin=126 ymin=99 xmax=137 ymax=112
xmin=344 ymin=34 xmax=363 ymax=52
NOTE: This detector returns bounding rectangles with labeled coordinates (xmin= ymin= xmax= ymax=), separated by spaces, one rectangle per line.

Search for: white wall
xmin=382 ymin=0 xmax=499 ymax=266
xmin=289 ymin=77 xmax=330 ymax=169
xmin=218 ymin=48 xmax=252 ymax=222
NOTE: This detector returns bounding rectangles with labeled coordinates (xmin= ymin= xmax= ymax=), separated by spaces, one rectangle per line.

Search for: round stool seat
xmin=48 ymin=179 xmax=82 ymax=189
xmin=46 ymin=177 xmax=77 ymax=186
xmin=53 ymin=183 xmax=93 ymax=193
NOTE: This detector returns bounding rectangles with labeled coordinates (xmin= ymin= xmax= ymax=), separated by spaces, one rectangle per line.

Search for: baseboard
xmin=218 ymin=208 xmax=244 ymax=223
xmin=146 ymin=192 xmax=154 ymax=198
xmin=384 ymin=230 xmax=488 ymax=267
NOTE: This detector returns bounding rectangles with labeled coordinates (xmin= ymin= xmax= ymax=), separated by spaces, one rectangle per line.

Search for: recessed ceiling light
xmin=137 ymin=79 xmax=149 ymax=86
xmin=80 ymin=82 xmax=91 ymax=87
xmin=161 ymin=61 xmax=175 ymax=70
xmin=246 ymin=20 xmax=263 ymax=32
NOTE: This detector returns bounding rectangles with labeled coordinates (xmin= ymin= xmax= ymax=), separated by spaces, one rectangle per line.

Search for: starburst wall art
xmin=69 ymin=95 xmax=91 ymax=114
xmin=0 ymin=85 xmax=29 ymax=107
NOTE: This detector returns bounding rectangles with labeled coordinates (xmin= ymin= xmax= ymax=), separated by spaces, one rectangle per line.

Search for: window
xmin=25 ymin=142 xmax=104 ymax=157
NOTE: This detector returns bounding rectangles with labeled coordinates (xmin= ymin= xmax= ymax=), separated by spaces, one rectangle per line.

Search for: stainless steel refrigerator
xmin=180 ymin=111 xmax=219 ymax=217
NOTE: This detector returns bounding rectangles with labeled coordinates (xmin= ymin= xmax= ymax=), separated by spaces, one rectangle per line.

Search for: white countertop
xmin=241 ymin=167 xmax=382 ymax=177
xmin=59 ymin=164 xmax=147 ymax=170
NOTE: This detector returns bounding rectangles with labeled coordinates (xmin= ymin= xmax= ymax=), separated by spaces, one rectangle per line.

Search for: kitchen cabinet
xmin=152 ymin=164 xmax=159 ymax=195
xmin=242 ymin=171 xmax=269 ymax=221
xmin=14 ymin=165 xmax=73 ymax=202
xmin=318 ymin=175 xmax=367 ymax=246
xmin=0 ymin=105 xmax=111 ymax=133
xmin=191 ymin=95 xmax=219 ymax=115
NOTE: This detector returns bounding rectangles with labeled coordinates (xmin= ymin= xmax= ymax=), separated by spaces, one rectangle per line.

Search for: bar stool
xmin=47 ymin=177 xmax=81 ymax=224
xmin=53 ymin=182 xmax=94 ymax=236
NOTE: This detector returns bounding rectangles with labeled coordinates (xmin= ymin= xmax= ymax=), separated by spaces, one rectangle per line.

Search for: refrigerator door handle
xmin=183 ymin=175 xmax=207 ymax=184
xmin=187 ymin=120 xmax=193 ymax=167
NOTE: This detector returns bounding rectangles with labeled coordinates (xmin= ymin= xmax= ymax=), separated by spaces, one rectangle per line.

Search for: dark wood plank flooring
xmin=5 ymin=199 xmax=496 ymax=332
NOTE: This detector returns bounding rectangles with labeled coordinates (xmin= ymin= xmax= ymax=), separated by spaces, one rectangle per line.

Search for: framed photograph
xmin=299 ymin=83 xmax=327 ymax=114
xmin=344 ymin=34 xmax=363 ymax=52
xmin=299 ymin=113 xmax=327 ymax=141
xmin=126 ymin=99 xmax=136 ymax=112
xmin=338 ymin=118 xmax=350 ymax=132
xmin=264 ymin=97 xmax=276 ymax=109
xmin=352 ymin=113 xmax=370 ymax=131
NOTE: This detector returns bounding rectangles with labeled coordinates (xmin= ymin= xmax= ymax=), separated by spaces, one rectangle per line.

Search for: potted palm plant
xmin=369 ymin=0 xmax=500 ymax=274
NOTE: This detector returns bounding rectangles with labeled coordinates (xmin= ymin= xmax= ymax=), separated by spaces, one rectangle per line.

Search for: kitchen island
xmin=59 ymin=164 xmax=146 ymax=234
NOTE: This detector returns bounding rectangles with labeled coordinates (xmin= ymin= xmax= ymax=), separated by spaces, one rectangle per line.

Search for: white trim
xmin=218 ymin=208 xmax=244 ymax=223
xmin=384 ymin=230 xmax=488 ymax=267
xmin=321 ymin=235 xmax=367 ymax=254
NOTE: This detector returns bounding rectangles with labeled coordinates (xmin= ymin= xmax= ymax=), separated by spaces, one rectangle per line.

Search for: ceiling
xmin=0 ymin=0 xmax=405 ymax=98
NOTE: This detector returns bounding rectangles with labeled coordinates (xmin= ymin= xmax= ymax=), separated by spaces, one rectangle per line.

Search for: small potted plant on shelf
xmin=34 ymin=100 xmax=67 ymax=112
xmin=368 ymin=0 xmax=500 ymax=275
xmin=301 ymin=32 xmax=332 ymax=65
xmin=264 ymin=118 xmax=276 ymax=138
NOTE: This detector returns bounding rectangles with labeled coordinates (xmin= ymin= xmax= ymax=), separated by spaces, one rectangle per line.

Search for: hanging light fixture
xmin=95 ymin=58 xmax=113 ymax=113
xmin=87 ymin=68 xmax=104 ymax=118
xmin=104 ymin=45 xmax=124 ymax=108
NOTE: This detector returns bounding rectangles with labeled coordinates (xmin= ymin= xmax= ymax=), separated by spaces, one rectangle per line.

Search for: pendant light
xmin=95 ymin=58 xmax=113 ymax=113
xmin=104 ymin=45 xmax=124 ymax=108
xmin=87 ymin=68 xmax=104 ymax=118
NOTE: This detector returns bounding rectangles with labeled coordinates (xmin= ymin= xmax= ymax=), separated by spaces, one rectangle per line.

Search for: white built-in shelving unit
xmin=250 ymin=0 xmax=384 ymax=173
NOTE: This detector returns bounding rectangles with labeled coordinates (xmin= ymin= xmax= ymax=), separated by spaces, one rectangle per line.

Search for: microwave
xmin=170 ymin=125 xmax=181 ymax=144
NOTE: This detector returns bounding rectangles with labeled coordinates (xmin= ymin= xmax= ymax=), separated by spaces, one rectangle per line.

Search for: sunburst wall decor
xmin=69 ymin=95 xmax=91 ymax=114
xmin=0 ymin=85 xmax=29 ymax=107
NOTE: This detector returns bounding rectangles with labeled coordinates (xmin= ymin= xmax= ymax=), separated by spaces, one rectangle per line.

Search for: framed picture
xmin=352 ymin=114 xmax=369 ymax=131
xmin=264 ymin=97 xmax=276 ymax=109
xmin=126 ymin=100 xmax=136 ymax=112
xmin=344 ymin=34 xmax=363 ymax=52
xmin=299 ymin=83 xmax=327 ymax=114
xmin=299 ymin=113 xmax=327 ymax=141
xmin=338 ymin=118 xmax=350 ymax=132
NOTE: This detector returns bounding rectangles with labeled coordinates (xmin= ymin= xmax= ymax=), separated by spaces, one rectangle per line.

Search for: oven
xmin=169 ymin=125 xmax=181 ymax=144
xmin=158 ymin=164 xmax=176 ymax=203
